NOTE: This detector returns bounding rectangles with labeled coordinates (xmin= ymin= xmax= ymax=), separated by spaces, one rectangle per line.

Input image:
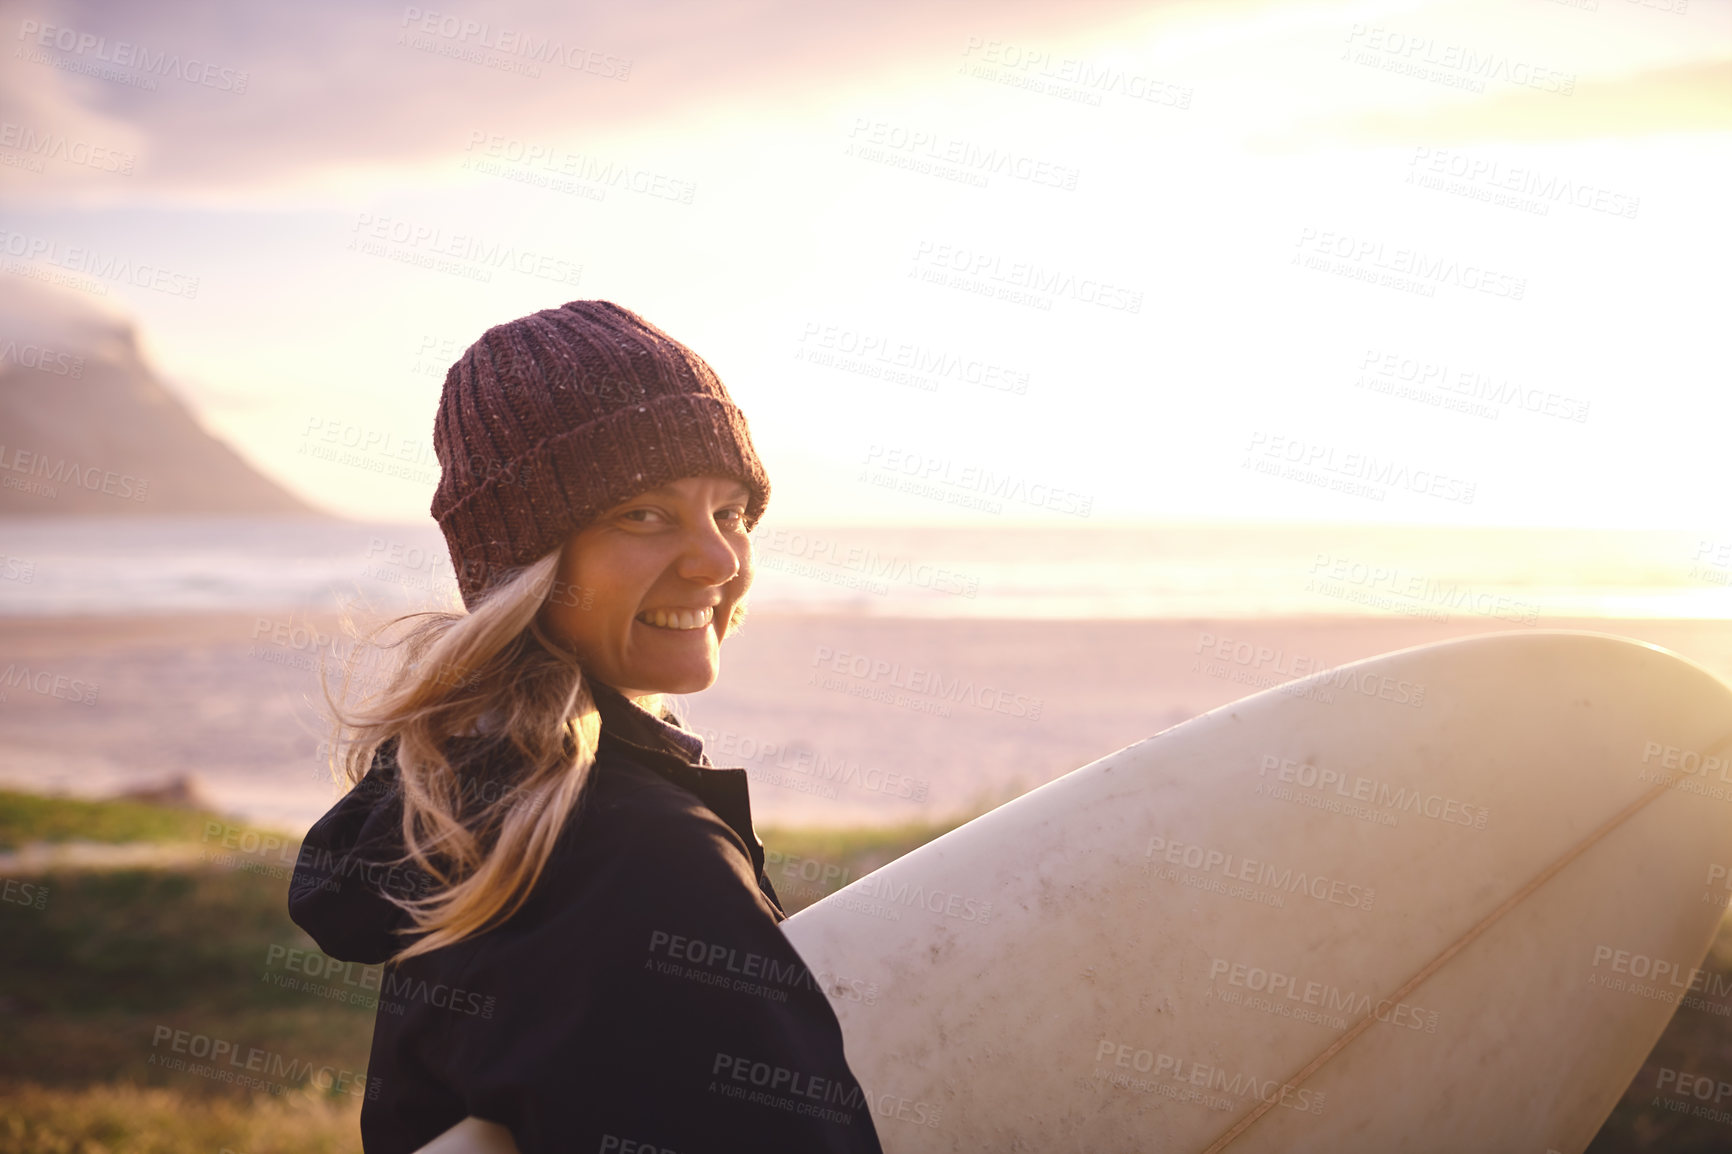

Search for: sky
xmin=1 ymin=0 xmax=1728 ymax=528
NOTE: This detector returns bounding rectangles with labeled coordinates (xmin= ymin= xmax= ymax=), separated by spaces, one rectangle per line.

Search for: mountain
xmin=0 ymin=280 xmax=324 ymax=516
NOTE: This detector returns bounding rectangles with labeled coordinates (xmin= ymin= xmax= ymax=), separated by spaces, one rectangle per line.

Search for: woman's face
xmin=540 ymin=475 xmax=754 ymax=698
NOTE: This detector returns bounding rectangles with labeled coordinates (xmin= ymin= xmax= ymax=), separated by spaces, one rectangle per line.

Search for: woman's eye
xmin=716 ymin=507 xmax=745 ymax=527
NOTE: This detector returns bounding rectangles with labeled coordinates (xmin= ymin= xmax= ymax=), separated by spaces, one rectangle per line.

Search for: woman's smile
xmin=541 ymin=475 xmax=753 ymax=697
xmin=635 ymin=605 xmax=716 ymax=631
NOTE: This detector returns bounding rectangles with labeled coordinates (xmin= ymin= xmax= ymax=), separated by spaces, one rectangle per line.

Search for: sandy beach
xmin=5 ymin=611 xmax=1732 ymax=833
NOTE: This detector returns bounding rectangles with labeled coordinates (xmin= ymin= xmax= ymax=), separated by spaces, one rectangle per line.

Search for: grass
xmin=2 ymin=792 xmax=1730 ymax=1151
xmin=758 ymin=818 xmax=969 ymax=911
xmin=0 ymin=793 xmax=955 ymax=1152
xmin=0 ymin=1083 xmax=359 ymax=1153
xmin=0 ymin=855 xmax=377 ymax=1151
xmin=0 ymin=866 xmax=374 ymax=1090
xmin=0 ymin=790 xmax=229 ymax=852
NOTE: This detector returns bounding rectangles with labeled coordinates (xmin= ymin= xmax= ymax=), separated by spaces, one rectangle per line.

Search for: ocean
xmin=0 ymin=516 xmax=1727 ymax=621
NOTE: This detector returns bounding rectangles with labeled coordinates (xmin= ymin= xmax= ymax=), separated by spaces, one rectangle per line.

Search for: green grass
xmin=5 ymin=792 xmax=1732 ymax=1151
xmin=0 ymin=1083 xmax=359 ymax=1153
xmin=0 ymin=866 xmax=374 ymax=1090
xmin=0 ymin=792 xmax=958 ymax=1151
xmin=759 ymin=818 xmax=969 ymax=912
xmin=0 ymin=789 xmax=232 ymax=851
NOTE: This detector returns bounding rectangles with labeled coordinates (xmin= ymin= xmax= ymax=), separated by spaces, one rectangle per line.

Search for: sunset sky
xmin=2 ymin=0 xmax=1728 ymax=527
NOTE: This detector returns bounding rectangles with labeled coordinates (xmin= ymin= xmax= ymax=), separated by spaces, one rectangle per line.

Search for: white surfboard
xmin=418 ymin=629 xmax=1732 ymax=1152
xmin=782 ymin=629 xmax=1732 ymax=1152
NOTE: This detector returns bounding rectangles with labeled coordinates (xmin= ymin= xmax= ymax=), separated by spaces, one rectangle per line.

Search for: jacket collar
xmin=588 ymin=681 xmax=708 ymax=766
xmin=588 ymin=681 xmax=772 ymax=894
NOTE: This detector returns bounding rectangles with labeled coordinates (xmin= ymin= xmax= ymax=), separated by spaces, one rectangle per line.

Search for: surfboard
xmin=780 ymin=629 xmax=1732 ymax=1152
xmin=417 ymin=629 xmax=1732 ymax=1152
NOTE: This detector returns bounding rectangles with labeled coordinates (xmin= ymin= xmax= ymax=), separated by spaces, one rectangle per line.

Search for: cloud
xmin=1275 ymin=55 xmax=1732 ymax=149
xmin=0 ymin=0 xmax=1158 ymax=201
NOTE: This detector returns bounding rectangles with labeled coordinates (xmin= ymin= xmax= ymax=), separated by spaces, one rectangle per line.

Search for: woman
xmin=289 ymin=301 xmax=885 ymax=1153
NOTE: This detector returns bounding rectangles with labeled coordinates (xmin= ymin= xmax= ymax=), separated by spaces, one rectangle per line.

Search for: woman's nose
xmin=677 ymin=519 xmax=743 ymax=585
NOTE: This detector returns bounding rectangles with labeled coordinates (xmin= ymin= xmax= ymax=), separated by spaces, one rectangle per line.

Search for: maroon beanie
xmin=430 ymin=301 xmax=770 ymax=608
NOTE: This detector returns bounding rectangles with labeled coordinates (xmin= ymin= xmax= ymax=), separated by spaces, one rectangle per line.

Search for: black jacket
xmin=288 ymin=685 xmax=884 ymax=1154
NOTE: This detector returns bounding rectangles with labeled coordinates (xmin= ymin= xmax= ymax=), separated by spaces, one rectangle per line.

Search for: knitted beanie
xmin=430 ymin=301 xmax=770 ymax=608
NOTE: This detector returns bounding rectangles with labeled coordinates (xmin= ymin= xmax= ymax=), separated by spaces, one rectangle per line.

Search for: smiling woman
xmin=543 ymin=475 xmax=756 ymax=697
xmin=287 ymin=302 xmax=883 ymax=1154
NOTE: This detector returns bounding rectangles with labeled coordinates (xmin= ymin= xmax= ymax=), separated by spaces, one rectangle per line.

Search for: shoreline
xmin=6 ymin=611 xmax=1732 ymax=831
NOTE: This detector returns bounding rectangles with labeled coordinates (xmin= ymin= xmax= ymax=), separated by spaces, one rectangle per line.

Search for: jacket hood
xmin=287 ymin=688 xmax=717 ymax=965
xmin=288 ymin=738 xmax=432 ymax=965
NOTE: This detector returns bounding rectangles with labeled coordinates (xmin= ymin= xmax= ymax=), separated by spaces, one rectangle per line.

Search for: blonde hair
xmin=321 ymin=551 xmax=654 ymax=963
